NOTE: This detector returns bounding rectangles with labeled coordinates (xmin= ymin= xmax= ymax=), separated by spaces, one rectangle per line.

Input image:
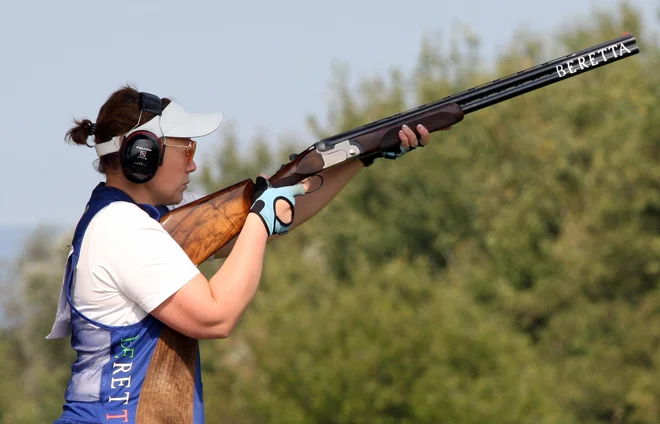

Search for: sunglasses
xmin=164 ymin=140 xmax=197 ymax=164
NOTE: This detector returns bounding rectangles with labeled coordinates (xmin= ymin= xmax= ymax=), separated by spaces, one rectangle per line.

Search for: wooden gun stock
xmin=136 ymin=179 xmax=255 ymax=423
xmin=159 ymin=178 xmax=255 ymax=265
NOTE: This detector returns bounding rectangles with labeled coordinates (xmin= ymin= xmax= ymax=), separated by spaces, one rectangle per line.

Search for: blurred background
xmin=1 ymin=0 xmax=659 ymax=422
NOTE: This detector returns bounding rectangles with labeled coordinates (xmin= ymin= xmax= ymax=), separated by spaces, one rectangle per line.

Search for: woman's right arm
xmin=150 ymin=213 xmax=268 ymax=339
xmin=150 ymin=178 xmax=308 ymax=339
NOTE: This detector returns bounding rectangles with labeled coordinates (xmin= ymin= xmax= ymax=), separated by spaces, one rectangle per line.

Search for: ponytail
xmin=65 ymin=119 xmax=96 ymax=147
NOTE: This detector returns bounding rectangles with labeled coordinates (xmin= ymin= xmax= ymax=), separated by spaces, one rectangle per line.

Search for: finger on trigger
xmin=302 ymin=178 xmax=312 ymax=193
xmin=294 ymin=182 xmax=308 ymax=197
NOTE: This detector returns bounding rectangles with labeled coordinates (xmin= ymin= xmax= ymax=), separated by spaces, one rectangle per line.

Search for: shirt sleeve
xmin=94 ymin=203 xmax=201 ymax=314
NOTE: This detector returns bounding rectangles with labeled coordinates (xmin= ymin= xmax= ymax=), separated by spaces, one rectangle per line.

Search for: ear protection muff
xmin=120 ymin=130 xmax=163 ymax=183
xmin=120 ymin=92 xmax=165 ymax=184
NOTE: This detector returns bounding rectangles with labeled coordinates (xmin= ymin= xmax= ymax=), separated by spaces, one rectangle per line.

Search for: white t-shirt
xmin=72 ymin=192 xmax=205 ymax=326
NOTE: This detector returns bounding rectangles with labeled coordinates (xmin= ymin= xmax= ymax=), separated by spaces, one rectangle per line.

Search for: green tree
xmin=0 ymin=227 xmax=75 ymax=423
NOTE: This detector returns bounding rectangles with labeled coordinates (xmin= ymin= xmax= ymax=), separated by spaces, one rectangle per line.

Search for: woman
xmin=47 ymin=85 xmax=435 ymax=423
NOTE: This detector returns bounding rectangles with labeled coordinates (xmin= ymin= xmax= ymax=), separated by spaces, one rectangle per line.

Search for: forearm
xmin=289 ymin=159 xmax=364 ymax=230
xmin=207 ymin=213 xmax=268 ymax=330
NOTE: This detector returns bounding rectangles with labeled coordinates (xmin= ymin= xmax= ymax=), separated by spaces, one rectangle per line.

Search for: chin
xmin=160 ymin=193 xmax=183 ymax=207
xmin=171 ymin=193 xmax=184 ymax=205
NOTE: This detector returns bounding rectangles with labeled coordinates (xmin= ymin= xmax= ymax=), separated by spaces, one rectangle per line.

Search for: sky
xmin=0 ymin=0 xmax=657 ymax=233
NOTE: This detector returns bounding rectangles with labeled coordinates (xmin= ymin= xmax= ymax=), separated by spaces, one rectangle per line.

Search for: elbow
xmin=200 ymin=323 xmax=233 ymax=340
xmin=193 ymin=316 xmax=239 ymax=340
xmin=151 ymin=289 xmax=245 ymax=340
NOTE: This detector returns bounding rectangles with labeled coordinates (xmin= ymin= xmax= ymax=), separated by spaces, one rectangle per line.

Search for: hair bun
xmin=65 ymin=118 xmax=96 ymax=147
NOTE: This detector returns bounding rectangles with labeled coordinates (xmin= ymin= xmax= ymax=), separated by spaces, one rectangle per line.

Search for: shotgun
xmin=159 ymin=33 xmax=640 ymax=265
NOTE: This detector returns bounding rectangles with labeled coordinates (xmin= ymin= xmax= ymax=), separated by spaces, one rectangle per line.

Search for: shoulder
xmin=82 ymin=201 xmax=168 ymax=256
xmin=91 ymin=201 xmax=163 ymax=232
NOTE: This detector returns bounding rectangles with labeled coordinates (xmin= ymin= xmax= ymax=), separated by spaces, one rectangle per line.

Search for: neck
xmin=105 ymin=172 xmax=156 ymax=206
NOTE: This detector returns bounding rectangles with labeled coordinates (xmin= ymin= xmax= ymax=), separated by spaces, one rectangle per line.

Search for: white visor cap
xmin=95 ymin=101 xmax=223 ymax=157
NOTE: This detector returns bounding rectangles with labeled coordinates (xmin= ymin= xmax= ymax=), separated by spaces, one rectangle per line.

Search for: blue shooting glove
xmin=360 ymin=141 xmax=422 ymax=167
xmin=249 ymin=176 xmax=306 ymax=236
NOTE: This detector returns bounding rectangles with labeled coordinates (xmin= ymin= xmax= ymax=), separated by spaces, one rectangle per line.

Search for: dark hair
xmin=65 ymin=84 xmax=171 ymax=173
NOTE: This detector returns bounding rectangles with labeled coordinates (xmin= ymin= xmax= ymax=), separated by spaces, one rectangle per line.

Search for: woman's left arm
xmin=212 ymin=123 xmax=437 ymax=258
xmin=287 ymin=158 xmax=363 ymax=230
xmin=288 ymin=122 xmax=434 ymax=229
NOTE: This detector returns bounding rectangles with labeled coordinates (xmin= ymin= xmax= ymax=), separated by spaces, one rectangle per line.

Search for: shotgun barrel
xmin=317 ymin=33 xmax=640 ymax=148
xmin=266 ymin=33 xmax=639 ymax=188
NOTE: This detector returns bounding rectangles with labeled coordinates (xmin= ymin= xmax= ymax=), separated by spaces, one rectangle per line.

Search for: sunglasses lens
xmin=188 ymin=142 xmax=197 ymax=163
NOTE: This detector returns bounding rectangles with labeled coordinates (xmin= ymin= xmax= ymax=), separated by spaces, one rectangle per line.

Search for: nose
xmin=187 ymin=158 xmax=198 ymax=173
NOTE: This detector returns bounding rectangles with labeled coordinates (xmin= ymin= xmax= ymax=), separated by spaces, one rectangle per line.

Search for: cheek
xmin=161 ymin=151 xmax=186 ymax=172
xmin=151 ymin=157 xmax=182 ymax=187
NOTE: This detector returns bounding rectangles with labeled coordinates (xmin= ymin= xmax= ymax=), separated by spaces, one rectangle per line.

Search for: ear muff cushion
xmin=120 ymin=131 xmax=162 ymax=184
